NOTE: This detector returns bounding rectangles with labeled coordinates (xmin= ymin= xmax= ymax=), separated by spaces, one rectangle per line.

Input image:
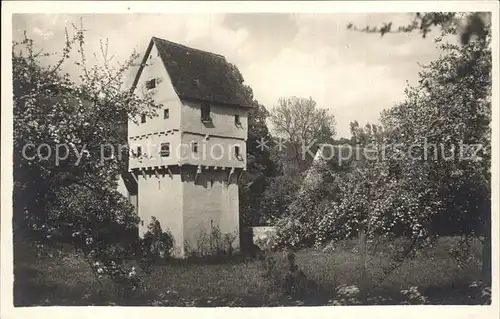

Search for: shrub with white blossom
xmin=13 ymin=21 xmax=160 ymax=292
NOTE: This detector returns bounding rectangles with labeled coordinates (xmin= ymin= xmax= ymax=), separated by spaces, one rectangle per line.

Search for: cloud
xmin=12 ymin=13 xmax=448 ymax=137
xmin=243 ymin=44 xmax=406 ymax=137
xmin=32 ymin=27 xmax=54 ymax=39
xmin=239 ymin=13 xmax=447 ymax=136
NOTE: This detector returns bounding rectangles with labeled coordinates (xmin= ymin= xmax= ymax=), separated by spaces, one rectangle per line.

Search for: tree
xmin=273 ymin=17 xmax=492 ymax=288
xmin=228 ymin=63 xmax=278 ymax=227
xmin=270 ymin=96 xmax=336 ymax=174
xmin=347 ymin=11 xmax=493 ymax=284
xmin=258 ymin=175 xmax=302 ymax=225
xmin=331 ymin=137 xmax=353 ymax=146
xmin=380 ymin=31 xmax=492 ymax=282
xmin=255 ymin=96 xmax=337 ymax=227
xmin=13 ymin=22 xmax=160 ymax=289
xmin=242 ymin=102 xmax=278 ymax=223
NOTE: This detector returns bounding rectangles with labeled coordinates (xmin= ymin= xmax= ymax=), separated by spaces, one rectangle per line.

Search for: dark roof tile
xmin=134 ymin=37 xmax=253 ymax=108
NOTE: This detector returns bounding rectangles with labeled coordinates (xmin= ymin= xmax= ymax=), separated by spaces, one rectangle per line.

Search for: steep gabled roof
xmin=132 ymin=37 xmax=253 ymax=108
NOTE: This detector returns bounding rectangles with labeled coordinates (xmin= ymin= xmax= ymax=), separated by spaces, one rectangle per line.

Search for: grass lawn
xmin=14 ymin=237 xmax=487 ymax=306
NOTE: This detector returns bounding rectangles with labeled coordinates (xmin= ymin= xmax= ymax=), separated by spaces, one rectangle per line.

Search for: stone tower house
xmin=122 ymin=37 xmax=252 ymax=257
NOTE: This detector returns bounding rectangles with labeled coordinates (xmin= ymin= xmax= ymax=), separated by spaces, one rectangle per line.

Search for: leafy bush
xmin=258 ymin=175 xmax=302 ymax=224
xmin=272 ymin=199 xmax=341 ymax=249
xmin=140 ymin=217 xmax=175 ymax=259
xmin=91 ymin=260 xmax=141 ymax=299
xmin=272 ymin=217 xmax=310 ymax=249
xmin=137 ymin=217 xmax=175 ymax=273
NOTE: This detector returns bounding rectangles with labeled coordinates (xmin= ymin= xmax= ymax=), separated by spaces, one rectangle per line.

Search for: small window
xmin=201 ymin=104 xmax=211 ymax=122
xmin=140 ymin=114 xmax=146 ymax=123
xmin=235 ymin=114 xmax=241 ymax=125
xmin=164 ymin=109 xmax=169 ymax=119
xmin=235 ymin=145 xmax=240 ymax=157
xmin=146 ymin=78 xmax=156 ymax=90
xmin=137 ymin=146 xmax=142 ymax=157
xmin=160 ymin=143 xmax=170 ymax=157
xmin=192 ymin=142 xmax=198 ymax=153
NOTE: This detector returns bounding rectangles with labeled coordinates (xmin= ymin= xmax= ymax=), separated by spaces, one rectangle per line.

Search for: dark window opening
xmin=210 ymin=179 xmax=214 ymax=187
xmin=192 ymin=142 xmax=198 ymax=153
xmin=235 ymin=114 xmax=241 ymax=125
xmin=235 ymin=145 xmax=240 ymax=158
xmin=201 ymin=104 xmax=211 ymax=122
xmin=137 ymin=146 xmax=142 ymax=157
xmin=160 ymin=143 xmax=170 ymax=157
xmin=140 ymin=114 xmax=147 ymax=123
xmin=164 ymin=109 xmax=169 ymax=119
xmin=146 ymin=78 xmax=156 ymax=90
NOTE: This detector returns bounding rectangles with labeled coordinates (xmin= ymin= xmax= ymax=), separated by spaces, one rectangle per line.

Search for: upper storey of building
xmin=128 ymin=37 xmax=253 ymax=170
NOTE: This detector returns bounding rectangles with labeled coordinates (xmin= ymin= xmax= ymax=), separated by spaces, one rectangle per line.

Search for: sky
xmin=12 ymin=13 xmax=456 ymax=138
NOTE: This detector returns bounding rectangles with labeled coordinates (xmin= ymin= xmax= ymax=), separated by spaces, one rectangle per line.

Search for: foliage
xmin=273 ymin=200 xmax=333 ymax=249
xmin=229 ymin=62 xmax=277 ymax=227
xmin=272 ymin=149 xmax=438 ymax=252
xmin=140 ymin=217 xmax=175 ymax=261
xmin=380 ymin=23 xmax=492 ymax=281
xmin=91 ymin=260 xmax=141 ymax=298
xmin=273 ymin=16 xmax=492 ymax=285
xmin=331 ymin=137 xmax=354 ymax=146
xmin=345 ymin=10 xmax=493 ymax=284
xmin=270 ymin=96 xmax=336 ymax=173
xmin=13 ymin=21 xmax=160 ymax=290
xmin=257 ymin=175 xmax=302 ymax=224
xmin=246 ymin=103 xmax=276 ymax=176
xmin=271 ymin=154 xmax=343 ymax=248
xmin=347 ymin=12 xmax=490 ymax=45
xmin=184 ymin=223 xmax=239 ymax=260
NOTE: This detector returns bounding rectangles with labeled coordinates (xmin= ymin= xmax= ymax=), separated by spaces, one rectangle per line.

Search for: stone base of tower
xmin=136 ymin=168 xmax=184 ymax=257
xmin=136 ymin=166 xmax=240 ymax=258
xmin=182 ymin=168 xmax=240 ymax=257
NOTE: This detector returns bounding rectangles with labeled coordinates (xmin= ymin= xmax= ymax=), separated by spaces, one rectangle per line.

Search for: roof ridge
xmin=152 ymin=36 xmax=225 ymax=59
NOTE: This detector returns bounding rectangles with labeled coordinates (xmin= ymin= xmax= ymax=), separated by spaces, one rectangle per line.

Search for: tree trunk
xmin=358 ymin=229 xmax=369 ymax=302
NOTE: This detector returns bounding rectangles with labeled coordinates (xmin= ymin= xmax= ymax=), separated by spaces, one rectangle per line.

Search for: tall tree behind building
xmin=270 ymin=96 xmax=336 ymax=175
xmin=228 ymin=63 xmax=277 ymax=226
